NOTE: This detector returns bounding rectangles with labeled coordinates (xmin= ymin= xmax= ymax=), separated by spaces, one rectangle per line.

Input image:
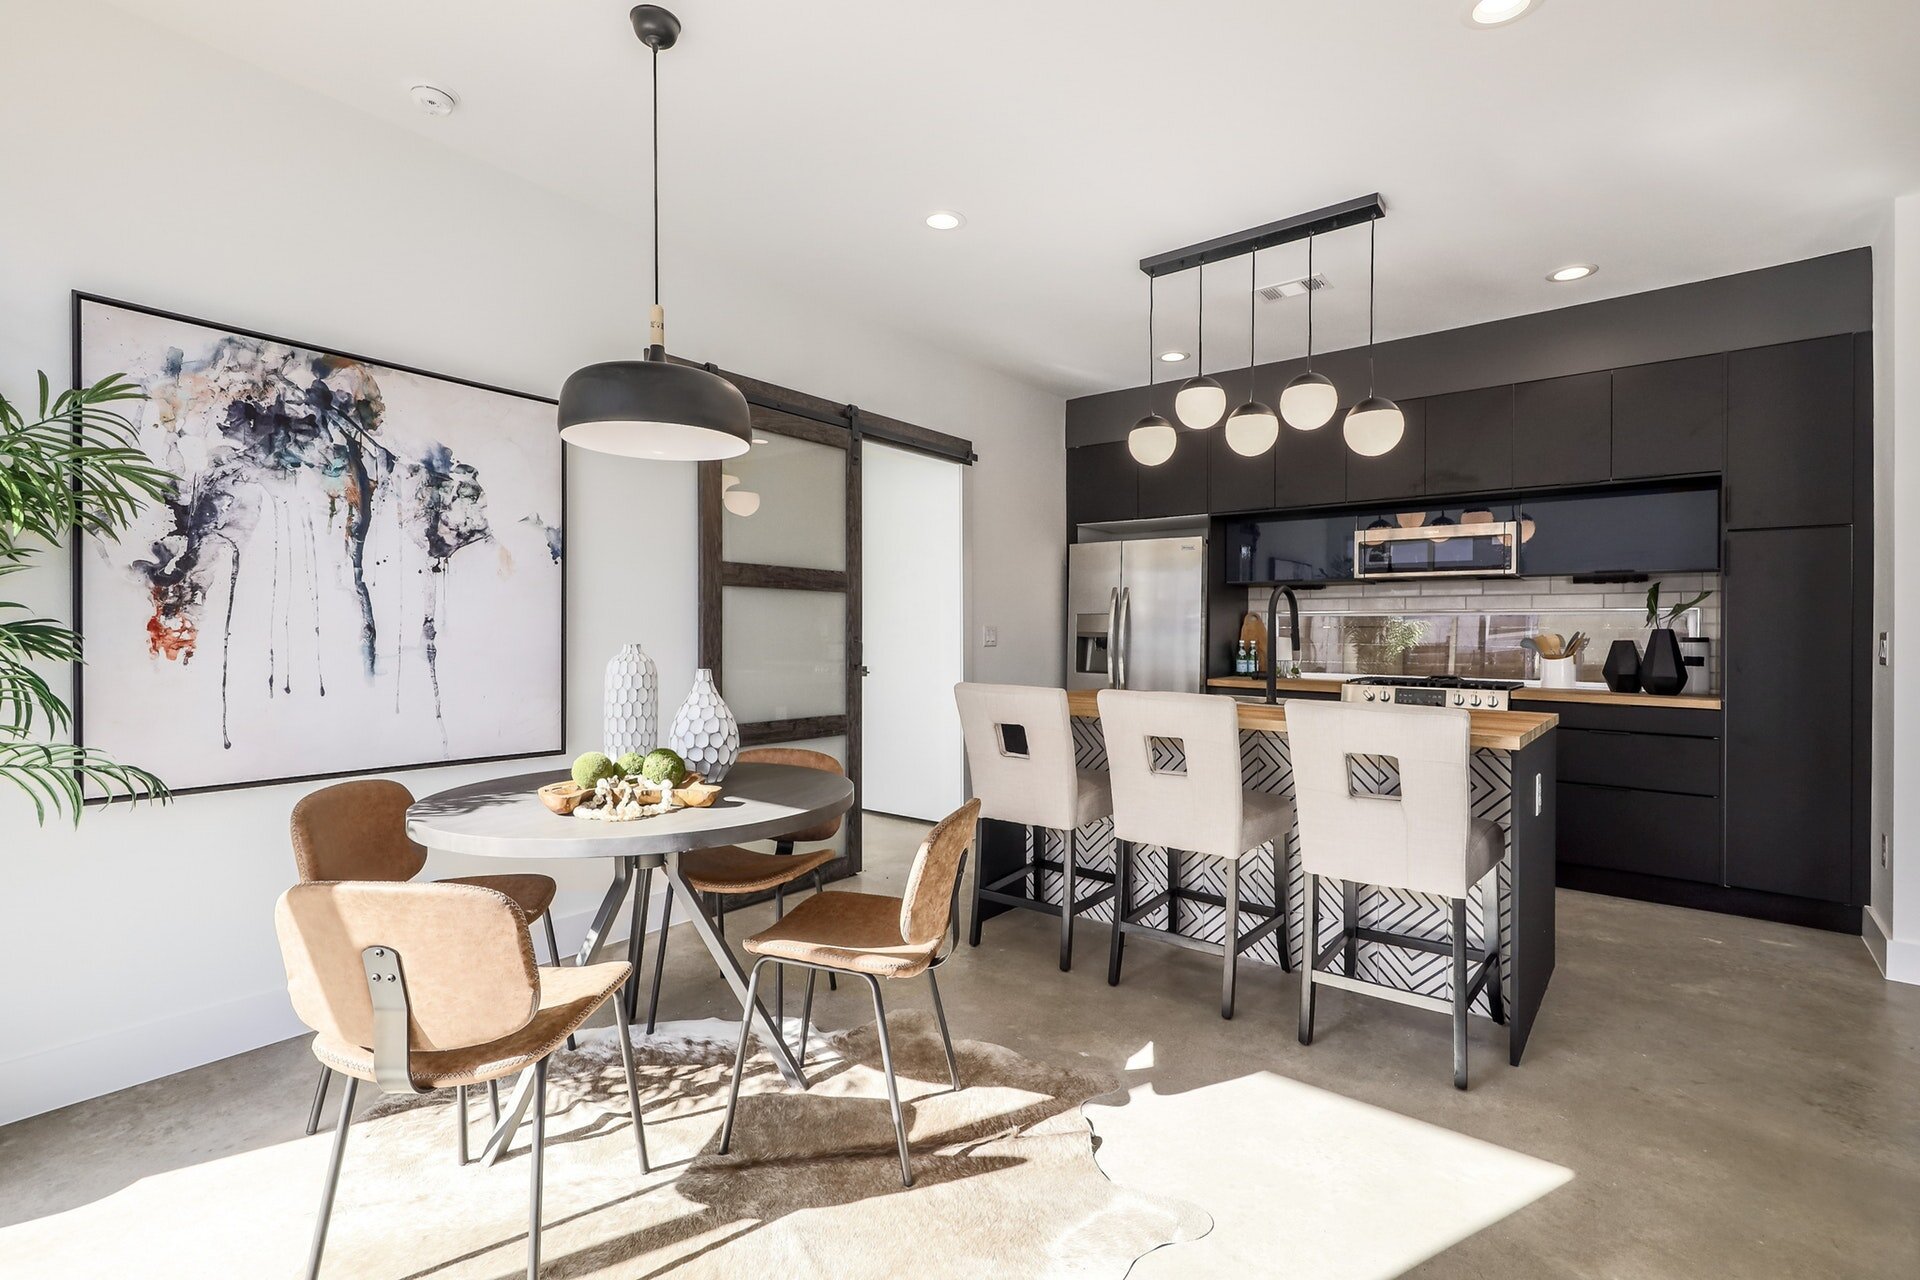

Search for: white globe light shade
xmin=722 ymin=487 xmax=761 ymax=517
xmin=1279 ymin=372 xmax=1339 ymax=430
xmin=1128 ymin=414 xmax=1177 ymax=466
xmin=1173 ymin=376 xmax=1227 ymax=429
xmin=1225 ymin=403 xmax=1280 ymax=457
xmin=1343 ymin=396 xmax=1406 ymax=457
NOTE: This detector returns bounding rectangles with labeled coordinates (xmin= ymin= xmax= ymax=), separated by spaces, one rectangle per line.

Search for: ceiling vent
xmin=1256 ymin=273 xmax=1330 ymax=303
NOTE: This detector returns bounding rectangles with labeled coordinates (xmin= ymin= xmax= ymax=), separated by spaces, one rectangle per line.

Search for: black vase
xmin=1640 ymin=628 xmax=1687 ymax=696
xmin=1603 ymin=640 xmax=1641 ymax=693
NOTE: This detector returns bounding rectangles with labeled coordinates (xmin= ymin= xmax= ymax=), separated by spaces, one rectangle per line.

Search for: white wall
xmin=1870 ymin=193 xmax=1920 ymax=983
xmin=862 ymin=443 xmax=967 ymax=821
xmin=0 ymin=1 xmax=1063 ymax=1122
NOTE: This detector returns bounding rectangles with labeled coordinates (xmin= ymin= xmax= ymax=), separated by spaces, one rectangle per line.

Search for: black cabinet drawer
xmin=1067 ymin=442 xmax=1138 ymax=525
xmin=1558 ymin=783 xmax=1721 ymax=883
xmin=1512 ymin=699 xmax=1721 ymax=738
xmin=1559 ymin=729 xmax=1720 ymax=797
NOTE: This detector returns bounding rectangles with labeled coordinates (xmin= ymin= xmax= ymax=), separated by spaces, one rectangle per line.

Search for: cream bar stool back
xmin=1286 ymin=699 xmax=1506 ymax=1089
xmin=954 ymin=683 xmax=1115 ymax=970
xmin=1096 ymin=689 xmax=1294 ymax=1018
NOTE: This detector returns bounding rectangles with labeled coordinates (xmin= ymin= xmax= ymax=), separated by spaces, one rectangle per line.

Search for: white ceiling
xmin=102 ymin=0 xmax=1920 ymax=398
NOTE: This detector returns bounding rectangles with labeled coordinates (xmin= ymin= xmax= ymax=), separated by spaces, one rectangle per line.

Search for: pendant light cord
xmin=1367 ymin=219 xmax=1377 ymax=396
xmin=1247 ymin=248 xmax=1257 ymax=401
xmin=1146 ymin=274 xmax=1156 ymax=410
xmin=1305 ymin=235 xmax=1315 ymax=373
xmin=652 ymin=44 xmax=661 ymax=310
xmin=1196 ymin=262 xmax=1204 ymax=376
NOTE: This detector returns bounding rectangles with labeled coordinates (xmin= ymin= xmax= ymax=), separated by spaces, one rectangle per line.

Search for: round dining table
xmin=406 ymin=762 xmax=854 ymax=1162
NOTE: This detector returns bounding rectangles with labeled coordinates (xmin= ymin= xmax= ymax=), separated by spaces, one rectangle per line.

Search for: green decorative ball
xmin=571 ymin=752 xmax=618 ymax=789
xmin=640 ymin=748 xmax=688 ymax=787
xmin=614 ymin=751 xmax=647 ymax=778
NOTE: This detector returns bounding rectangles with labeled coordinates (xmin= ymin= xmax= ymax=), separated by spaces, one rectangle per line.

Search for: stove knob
xmin=1469 ymin=694 xmax=1482 ymax=707
xmin=1365 ymin=690 xmax=1378 ymax=701
xmin=1454 ymin=694 xmax=1466 ymax=706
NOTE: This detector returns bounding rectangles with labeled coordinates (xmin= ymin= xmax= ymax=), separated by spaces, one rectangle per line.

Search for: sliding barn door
xmin=699 ymin=406 xmax=862 ymax=872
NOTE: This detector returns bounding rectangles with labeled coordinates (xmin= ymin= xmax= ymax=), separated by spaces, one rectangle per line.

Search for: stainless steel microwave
xmin=1353 ymin=520 xmax=1521 ymax=580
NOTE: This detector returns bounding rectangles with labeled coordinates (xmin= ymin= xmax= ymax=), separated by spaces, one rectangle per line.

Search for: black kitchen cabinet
xmin=1724 ymin=525 xmax=1856 ymax=903
xmin=1612 ymin=353 xmax=1726 ymax=480
xmin=1425 ymin=385 xmax=1514 ymax=495
xmin=1137 ymin=430 xmax=1210 ymax=517
xmin=1207 ymin=425 xmax=1276 ymax=513
xmin=1343 ymin=398 xmax=1427 ymax=504
xmin=1066 ymin=442 xmax=1137 ymax=525
xmin=1726 ymin=335 xmax=1855 ymax=529
xmin=1517 ymin=482 xmax=1720 ymax=577
xmin=1273 ymin=413 xmax=1348 ymax=509
xmin=1222 ymin=512 xmax=1357 ymax=584
xmin=1558 ymin=783 xmax=1722 ymax=884
xmin=1512 ymin=371 xmax=1611 ymax=489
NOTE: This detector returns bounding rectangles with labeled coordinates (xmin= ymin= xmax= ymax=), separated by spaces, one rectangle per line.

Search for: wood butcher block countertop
xmin=1067 ymin=688 xmax=1557 ymax=752
xmin=1203 ymin=675 xmax=1723 ymax=712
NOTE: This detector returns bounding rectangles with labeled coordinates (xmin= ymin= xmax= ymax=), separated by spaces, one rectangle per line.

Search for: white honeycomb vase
xmin=669 ymin=668 xmax=739 ymax=782
xmin=603 ymin=644 xmax=658 ymax=760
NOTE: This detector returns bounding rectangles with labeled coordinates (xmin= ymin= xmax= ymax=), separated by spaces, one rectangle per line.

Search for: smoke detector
xmin=410 ymin=84 xmax=459 ymax=117
xmin=1257 ymin=273 xmax=1330 ymax=303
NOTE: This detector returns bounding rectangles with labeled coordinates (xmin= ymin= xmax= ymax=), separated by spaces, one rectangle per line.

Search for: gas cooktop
xmin=1341 ymin=675 xmax=1521 ymax=710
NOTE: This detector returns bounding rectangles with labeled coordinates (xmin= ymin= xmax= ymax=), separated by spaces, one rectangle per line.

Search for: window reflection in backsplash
xmin=1247 ymin=574 xmax=1721 ymax=690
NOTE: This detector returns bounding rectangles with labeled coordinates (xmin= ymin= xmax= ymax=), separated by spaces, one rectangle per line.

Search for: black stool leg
xmin=968 ymin=818 xmax=986 ymax=948
xmin=1060 ymin=828 xmax=1077 ymax=972
xmin=1107 ymin=838 xmax=1132 ymax=987
xmin=624 ymin=866 xmax=652 ymax=1022
xmin=1343 ymin=879 xmax=1359 ymax=978
xmin=1299 ymin=872 xmax=1318 ymax=1045
xmin=304 ymin=1065 xmax=331 ymax=1136
xmin=1451 ymin=896 xmax=1470 ymax=1090
xmin=1221 ymin=856 xmax=1241 ymax=1020
xmin=646 ymin=883 xmax=672 ymax=1033
xmin=1275 ymin=838 xmax=1294 ymax=973
xmin=773 ymin=884 xmax=786 ymax=1039
xmin=813 ymin=868 xmax=838 ymax=990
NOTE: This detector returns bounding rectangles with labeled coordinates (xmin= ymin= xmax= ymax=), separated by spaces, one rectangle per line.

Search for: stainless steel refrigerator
xmin=1066 ymin=536 xmax=1207 ymax=693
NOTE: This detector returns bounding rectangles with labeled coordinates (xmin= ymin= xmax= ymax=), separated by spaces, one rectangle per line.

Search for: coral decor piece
xmin=669 ymin=669 xmax=739 ymax=782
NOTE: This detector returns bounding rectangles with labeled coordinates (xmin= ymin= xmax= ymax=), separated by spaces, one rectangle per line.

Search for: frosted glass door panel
xmin=721 ymin=586 xmax=846 ymax=722
xmin=721 ymin=434 xmax=846 ymax=570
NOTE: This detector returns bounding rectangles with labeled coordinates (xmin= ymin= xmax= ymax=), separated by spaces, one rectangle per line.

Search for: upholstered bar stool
xmin=1096 ymin=690 xmax=1294 ymax=1018
xmin=1286 ymin=699 xmax=1507 ymax=1090
xmin=291 ymin=779 xmax=565 ymax=1136
xmin=954 ymin=682 xmax=1115 ymax=971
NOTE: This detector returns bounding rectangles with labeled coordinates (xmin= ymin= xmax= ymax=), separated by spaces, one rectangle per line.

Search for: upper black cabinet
xmin=1137 ymin=430 xmax=1209 ymax=518
xmin=1512 ymin=371 xmax=1611 ymax=489
xmin=1066 ymin=441 xmax=1137 ymax=526
xmin=1343 ymin=398 xmax=1428 ymax=504
xmin=1517 ymin=482 xmax=1720 ymax=577
xmin=1425 ymin=386 xmax=1514 ymax=495
xmin=1223 ymin=512 xmax=1357 ymax=584
xmin=1207 ymin=425 xmax=1275 ymax=513
xmin=1273 ymin=413 xmax=1348 ymax=509
xmin=1612 ymin=353 xmax=1726 ymax=480
xmin=1725 ymin=335 xmax=1855 ymax=529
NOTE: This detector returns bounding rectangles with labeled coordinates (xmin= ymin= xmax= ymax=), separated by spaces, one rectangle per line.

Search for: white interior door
xmin=861 ymin=442 xmax=966 ymax=820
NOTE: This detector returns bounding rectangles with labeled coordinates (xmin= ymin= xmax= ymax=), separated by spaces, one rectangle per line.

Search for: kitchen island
xmin=975 ymin=692 xmax=1560 ymax=1065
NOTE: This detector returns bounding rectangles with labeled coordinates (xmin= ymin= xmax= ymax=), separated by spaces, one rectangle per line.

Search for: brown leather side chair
xmin=641 ymin=747 xmax=846 ymax=1035
xmin=292 ymin=779 xmax=566 ymax=1136
xmin=718 ymin=798 xmax=980 ymax=1187
xmin=275 ymin=881 xmax=645 ymax=1280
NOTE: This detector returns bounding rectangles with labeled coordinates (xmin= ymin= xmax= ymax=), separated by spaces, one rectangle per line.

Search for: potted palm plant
xmin=1640 ymin=581 xmax=1711 ymax=696
xmin=3 ymin=372 xmax=175 ymax=821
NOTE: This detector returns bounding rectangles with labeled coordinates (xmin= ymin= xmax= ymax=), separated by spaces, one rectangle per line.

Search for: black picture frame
xmin=70 ymin=291 xmax=567 ymax=798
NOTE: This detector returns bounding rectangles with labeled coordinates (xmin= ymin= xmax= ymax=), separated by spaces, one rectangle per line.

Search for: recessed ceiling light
xmin=1159 ymin=350 xmax=1189 ymax=363
xmin=409 ymin=83 xmax=459 ymax=116
xmin=1548 ymin=263 xmax=1598 ymax=282
xmin=1469 ymin=0 xmax=1536 ymax=27
xmin=925 ymin=210 xmax=966 ymax=231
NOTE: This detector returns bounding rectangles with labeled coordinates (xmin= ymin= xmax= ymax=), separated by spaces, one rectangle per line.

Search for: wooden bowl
xmin=674 ymin=781 xmax=722 ymax=808
xmin=537 ymin=780 xmax=590 ymax=815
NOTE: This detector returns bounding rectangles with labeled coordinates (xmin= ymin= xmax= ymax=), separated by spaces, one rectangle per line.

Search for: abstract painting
xmin=74 ymin=296 xmax=564 ymax=793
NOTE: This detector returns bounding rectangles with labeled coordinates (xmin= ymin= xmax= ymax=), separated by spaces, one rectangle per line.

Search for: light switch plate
xmin=982 ymin=625 xmax=998 ymax=648
xmin=1881 ymin=632 xmax=1890 ymax=665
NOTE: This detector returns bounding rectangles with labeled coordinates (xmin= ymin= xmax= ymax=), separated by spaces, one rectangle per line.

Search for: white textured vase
xmin=603 ymin=644 xmax=659 ymax=759
xmin=669 ymin=669 xmax=740 ymax=782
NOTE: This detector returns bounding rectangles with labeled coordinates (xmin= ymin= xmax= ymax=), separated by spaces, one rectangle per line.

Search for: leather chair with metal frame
xmin=717 ymin=798 xmax=979 ymax=1188
xmin=291 ymin=778 xmax=568 ymax=1137
xmin=1097 ymin=689 xmax=1295 ymax=1019
xmin=640 ymin=746 xmax=846 ymax=1036
xmin=954 ymin=683 xmax=1115 ymax=971
xmin=1286 ymin=698 xmax=1507 ymax=1090
xmin=274 ymin=880 xmax=646 ymax=1280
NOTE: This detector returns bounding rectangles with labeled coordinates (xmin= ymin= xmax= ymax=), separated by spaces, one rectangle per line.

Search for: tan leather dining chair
xmin=276 ymin=881 xmax=645 ymax=1280
xmin=717 ymin=798 xmax=980 ymax=1187
xmin=642 ymin=747 xmax=846 ymax=1035
xmin=292 ymin=778 xmax=566 ymax=1135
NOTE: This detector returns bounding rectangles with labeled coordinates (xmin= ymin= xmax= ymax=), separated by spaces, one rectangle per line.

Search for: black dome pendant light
xmin=1279 ymin=233 xmax=1338 ymax=430
xmin=1173 ymin=261 xmax=1227 ymax=429
xmin=558 ymin=5 xmax=752 ymax=461
xmin=1341 ymin=218 xmax=1406 ymax=458
xmin=1127 ymin=273 xmax=1177 ymax=465
xmin=1224 ymin=246 xmax=1279 ymax=456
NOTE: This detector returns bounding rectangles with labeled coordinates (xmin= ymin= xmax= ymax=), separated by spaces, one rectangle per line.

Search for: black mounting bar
xmin=1138 ymin=193 xmax=1387 ymax=278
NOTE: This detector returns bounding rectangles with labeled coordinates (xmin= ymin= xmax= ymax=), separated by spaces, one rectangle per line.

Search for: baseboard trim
xmin=0 ymin=884 xmax=672 ymax=1127
xmin=1555 ymin=864 xmax=1862 ymax=934
xmin=1863 ymin=907 xmax=1890 ymax=974
xmin=1867 ymin=906 xmax=1920 ymax=986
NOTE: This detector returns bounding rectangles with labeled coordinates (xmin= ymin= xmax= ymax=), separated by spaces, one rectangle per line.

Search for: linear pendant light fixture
xmin=1341 ymin=218 xmax=1406 ymax=458
xmin=1225 ymin=246 xmax=1279 ymax=456
xmin=557 ymin=6 xmax=751 ymax=461
xmin=1279 ymin=234 xmax=1339 ymax=431
xmin=1173 ymin=263 xmax=1227 ymax=429
xmin=1128 ymin=274 xmax=1177 ymax=465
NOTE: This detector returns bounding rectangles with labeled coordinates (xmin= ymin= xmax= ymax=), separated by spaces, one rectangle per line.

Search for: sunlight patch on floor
xmin=1089 ymin=1070 xmax=1573 ymax=1280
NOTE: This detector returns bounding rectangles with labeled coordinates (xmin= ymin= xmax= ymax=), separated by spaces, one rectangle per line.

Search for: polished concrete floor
xmin=4 ymin=814 xmax=1917 ymax=1278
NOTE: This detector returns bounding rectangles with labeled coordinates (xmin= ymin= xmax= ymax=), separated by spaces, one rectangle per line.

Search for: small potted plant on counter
xmin=1640 ymin=582 xmax=1711 ymax=696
